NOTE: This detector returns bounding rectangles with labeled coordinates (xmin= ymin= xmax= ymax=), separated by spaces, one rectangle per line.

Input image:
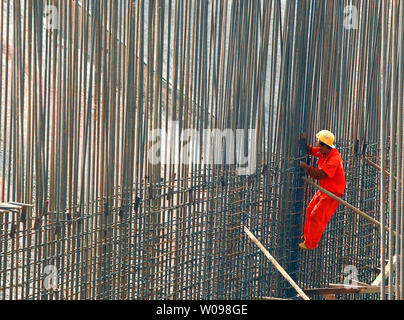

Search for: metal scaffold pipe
xmin=302 ymin=177 xmax=401 ymax=239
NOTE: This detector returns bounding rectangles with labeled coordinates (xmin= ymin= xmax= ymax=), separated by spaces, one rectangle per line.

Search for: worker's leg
xmin=303 ymin=191 xmax=321 ymax=243
xmin=304 ymin=193 xmax=339 ymax=249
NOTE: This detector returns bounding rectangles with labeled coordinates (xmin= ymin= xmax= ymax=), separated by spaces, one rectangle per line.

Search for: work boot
xmin=298 ymin=242 xmax=310 ymax=250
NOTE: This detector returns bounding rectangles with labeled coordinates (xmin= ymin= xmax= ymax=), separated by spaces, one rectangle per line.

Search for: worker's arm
xmin=307 ymin=145 xmax=316 ymax=155
xmin=301 ymin=133 xmax=320 ymax=157
xmin=300 ymin=162 xmax=328 ymax=180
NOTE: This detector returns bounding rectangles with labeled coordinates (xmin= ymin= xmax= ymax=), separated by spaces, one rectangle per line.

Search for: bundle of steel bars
xmin=0 ymin=0 xmax=403 ymax=300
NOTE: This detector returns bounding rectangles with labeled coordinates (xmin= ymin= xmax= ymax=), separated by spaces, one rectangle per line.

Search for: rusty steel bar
xmin=0 ymin=0 xmax=402 ymax=301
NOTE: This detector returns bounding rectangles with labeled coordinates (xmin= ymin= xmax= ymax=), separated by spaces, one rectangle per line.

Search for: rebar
xmin=0 ymin=0 xmax=403 ymax=300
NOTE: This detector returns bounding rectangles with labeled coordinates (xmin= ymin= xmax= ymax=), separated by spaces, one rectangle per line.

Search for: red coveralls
xmin=303 ymin=147 xmax=346 ymax=249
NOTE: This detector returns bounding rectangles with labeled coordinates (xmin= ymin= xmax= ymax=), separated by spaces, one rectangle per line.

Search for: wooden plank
xmin=305 ymin=285 xmax=384 ymax=296
xmin=372 ymin=255 xmax=397 ymax=286
xmin=8 ymin=202 xmax=34 ymax=208
xmin=262 ymin=297 xmax=292 ymax=300
xmin=329 ymin=281 xmax=370 ymax=288
xmin=244 ymin=226 xmax=310 ymax=300
xmin=0 ymin=203 xmax=21 ymax=210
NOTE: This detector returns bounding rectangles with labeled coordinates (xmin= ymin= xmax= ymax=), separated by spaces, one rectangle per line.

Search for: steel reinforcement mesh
xmin=0 ymin=142 xmax=385 ymax=300
xmin=1 ymin=0 xmax=403 ymax=301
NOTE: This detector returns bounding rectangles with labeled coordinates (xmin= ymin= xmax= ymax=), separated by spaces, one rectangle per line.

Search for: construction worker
xmin=299 ymin=130 xmax=346 ymax=250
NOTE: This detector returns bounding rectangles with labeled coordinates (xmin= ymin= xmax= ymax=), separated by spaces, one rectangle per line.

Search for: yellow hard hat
xmin=316 ymin=130 xmax=336 ymax=148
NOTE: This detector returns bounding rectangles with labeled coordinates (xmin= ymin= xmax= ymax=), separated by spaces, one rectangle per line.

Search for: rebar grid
xmin=0 ymin=0 xmax=403 ymax=300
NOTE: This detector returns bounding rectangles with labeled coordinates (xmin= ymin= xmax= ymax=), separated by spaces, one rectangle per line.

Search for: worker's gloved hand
xmin=305 ymin=166 xmax=328 ymax=180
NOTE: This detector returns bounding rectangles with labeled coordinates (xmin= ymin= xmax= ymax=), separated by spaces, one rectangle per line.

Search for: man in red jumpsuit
xmin=299 ymin=130 xmax=346 ymax=250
